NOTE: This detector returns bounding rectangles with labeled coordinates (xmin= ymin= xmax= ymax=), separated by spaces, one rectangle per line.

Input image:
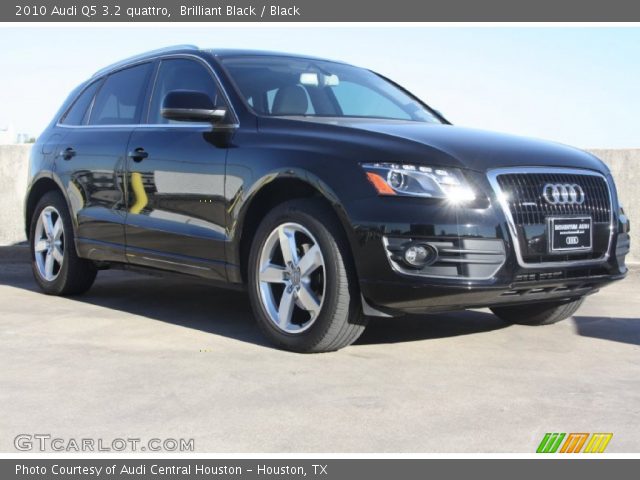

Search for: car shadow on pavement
xmin=64 ymin=271 xmax=273 ymax=347
xmin=357 ymin=310 xmax=508 ymax=345
xmin=573 ymin=316 xmax=640 ymax=346
xmin=0 ymin=245 xmax=512 ymax=349
xmin=82 ymin=276 xmax=509 ymax=348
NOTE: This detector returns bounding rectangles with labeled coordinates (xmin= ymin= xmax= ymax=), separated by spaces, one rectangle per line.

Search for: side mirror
xmin=161 ymin=90 xmax=227 ymax=123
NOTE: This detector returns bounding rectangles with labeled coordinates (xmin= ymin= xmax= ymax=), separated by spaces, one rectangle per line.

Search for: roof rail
xmin=92 ymin=45 xmax=199 ymax=77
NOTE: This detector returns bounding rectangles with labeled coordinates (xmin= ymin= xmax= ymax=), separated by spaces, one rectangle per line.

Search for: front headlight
xmin=362 ymin=162 xmax=476 ymax=203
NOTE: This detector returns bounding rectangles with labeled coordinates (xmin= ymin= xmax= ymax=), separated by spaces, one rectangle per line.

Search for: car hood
xmin=283 ymin=117 xmax=607 ymax=173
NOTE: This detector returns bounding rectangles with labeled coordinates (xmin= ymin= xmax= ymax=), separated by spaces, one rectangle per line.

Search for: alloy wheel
xmin=33 ymin=206 xmax=64 ymax=281
xmin=257 ymin=222 xmax=326 ymax=334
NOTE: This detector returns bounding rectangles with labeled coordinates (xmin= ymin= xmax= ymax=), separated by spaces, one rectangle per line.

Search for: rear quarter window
xmin=60 ymin=80 xmax=102 ymax=126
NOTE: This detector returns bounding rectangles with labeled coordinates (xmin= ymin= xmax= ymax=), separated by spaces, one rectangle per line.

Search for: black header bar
xmin=4 ymin=0 xmax=640 ymax=22
xmin=3 ymin=459 xmax=640 ymax=480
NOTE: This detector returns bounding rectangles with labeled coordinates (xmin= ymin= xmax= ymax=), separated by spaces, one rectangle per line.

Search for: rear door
xmin=123 ymin=57 xmax=232 ymax=281
xmin=57 ymin=62 xmax=153 ymax=262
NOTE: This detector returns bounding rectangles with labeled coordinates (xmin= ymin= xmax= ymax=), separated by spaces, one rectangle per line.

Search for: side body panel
xmin=123 ymin=126 xmax=231 ymax=280
xmin=56 ymin=127 xmax=132 ymax=262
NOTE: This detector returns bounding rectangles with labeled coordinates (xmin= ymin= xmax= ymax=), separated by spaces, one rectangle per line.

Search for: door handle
xmin=128 ymin=147 xmax=149 ymax=162
xmin=60 ymin=147 xmax=76 ymax=160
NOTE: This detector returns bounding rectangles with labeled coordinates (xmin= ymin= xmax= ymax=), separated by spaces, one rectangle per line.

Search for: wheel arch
xmin=24 ymin=175 xmax=71 ymax=241
xmin=232 ymin=170 xmax=356 ymax=284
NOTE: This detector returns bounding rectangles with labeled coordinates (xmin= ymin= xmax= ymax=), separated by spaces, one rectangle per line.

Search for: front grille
xmin=488 ymin=168 xmax=614 ymax=267
xmin=496 ymin=172 xmax=611 ymax=225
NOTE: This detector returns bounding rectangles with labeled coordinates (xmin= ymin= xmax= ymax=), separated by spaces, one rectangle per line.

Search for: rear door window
xmin=89 ymin=63 xmax=152 ymax=126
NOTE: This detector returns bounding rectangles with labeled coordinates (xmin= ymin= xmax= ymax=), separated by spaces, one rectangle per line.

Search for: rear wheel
xmin=248 ymin=199 xmax=367 ymax=353
xmin=30 ymin=191 xmax=97 ymax=295
xmin=490 ymin=297 xmax=585 ymax=326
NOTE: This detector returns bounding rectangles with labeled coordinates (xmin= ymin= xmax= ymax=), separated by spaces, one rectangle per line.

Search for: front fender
xmin=227 ymin=166 xmax=358 ymax=263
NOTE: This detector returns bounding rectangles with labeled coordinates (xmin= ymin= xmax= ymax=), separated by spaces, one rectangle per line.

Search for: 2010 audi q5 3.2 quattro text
xmin=25 ymin=46 xmax=631 ymax=352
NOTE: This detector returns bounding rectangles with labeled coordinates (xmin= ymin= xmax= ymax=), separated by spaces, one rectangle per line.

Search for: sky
xmin=0 ymin=26 xmax=638 ymax=148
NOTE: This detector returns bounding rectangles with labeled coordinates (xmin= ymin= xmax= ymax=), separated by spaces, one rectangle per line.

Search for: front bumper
xmin=360 ymin=268 xmax=626 ymax=315
xmin=345 ymin=170 xmax=630 ymax=316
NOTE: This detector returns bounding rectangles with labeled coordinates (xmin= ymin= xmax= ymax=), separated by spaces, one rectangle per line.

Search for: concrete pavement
xmin=0 ymin=245 xmax=638 ymax=453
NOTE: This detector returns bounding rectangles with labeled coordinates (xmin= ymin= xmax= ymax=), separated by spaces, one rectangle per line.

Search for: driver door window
xmin=148 ymin=59 xmax=220 ymax=124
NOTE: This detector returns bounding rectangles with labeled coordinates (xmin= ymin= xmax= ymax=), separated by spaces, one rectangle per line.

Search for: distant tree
xmin=26 ymin=137 xmax=36 ymax=144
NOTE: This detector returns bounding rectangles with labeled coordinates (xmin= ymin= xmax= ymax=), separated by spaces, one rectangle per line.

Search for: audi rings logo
xmin=542 ymin=183 xmax=586 ymax=205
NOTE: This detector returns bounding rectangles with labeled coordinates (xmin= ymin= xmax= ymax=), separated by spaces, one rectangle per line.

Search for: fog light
xmin=403 ymin=244 xmax=438 ymax=268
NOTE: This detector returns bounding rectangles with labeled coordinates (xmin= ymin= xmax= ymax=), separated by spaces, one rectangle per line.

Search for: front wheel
xmin=248 ymin=199 xmax=367 ymax=353
xmin=490 ymin=297 xmax=585 ymax=326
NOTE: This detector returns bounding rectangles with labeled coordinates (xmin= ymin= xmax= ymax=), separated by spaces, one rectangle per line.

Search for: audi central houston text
xmin=25 ymin=46 xmax=630 ymax=352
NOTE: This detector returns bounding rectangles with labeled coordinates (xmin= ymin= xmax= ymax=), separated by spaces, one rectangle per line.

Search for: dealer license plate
xmin=548 ymin=217 xmax=592 ymax=253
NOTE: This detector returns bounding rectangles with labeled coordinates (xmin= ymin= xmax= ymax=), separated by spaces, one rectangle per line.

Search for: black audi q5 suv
xmin=25 ymin=45 xmax=630 ymax=352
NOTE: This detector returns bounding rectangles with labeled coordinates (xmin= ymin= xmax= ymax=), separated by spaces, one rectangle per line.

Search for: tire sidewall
xmin=30 ymin=192 xmax=74 ymax=295
xmin=248 ymin=202 xmax=350 ymax=351
xmin=491 ymin=297 xmax=584 ymax=325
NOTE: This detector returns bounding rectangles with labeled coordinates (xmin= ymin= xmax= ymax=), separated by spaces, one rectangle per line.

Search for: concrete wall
xmin=0 ymin=145 xmax=29 ymax=246
xmin=589 ymin=149 xmax=639 ymax=264
xmin=0 ymin=145 xmax=637 ymax=263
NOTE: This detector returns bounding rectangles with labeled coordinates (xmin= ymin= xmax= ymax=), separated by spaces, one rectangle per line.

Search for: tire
xmin=248 ymin=198 xmax=367 ymax=353
xmin=29 ymin=191 xmax=97 ymax=296
xmin=490 ymin=297 xmax=585 ymax=326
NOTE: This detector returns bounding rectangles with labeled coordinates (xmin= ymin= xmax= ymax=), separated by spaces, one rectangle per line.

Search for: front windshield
xmin=221 ymin=56 xmax=442 ymax=123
